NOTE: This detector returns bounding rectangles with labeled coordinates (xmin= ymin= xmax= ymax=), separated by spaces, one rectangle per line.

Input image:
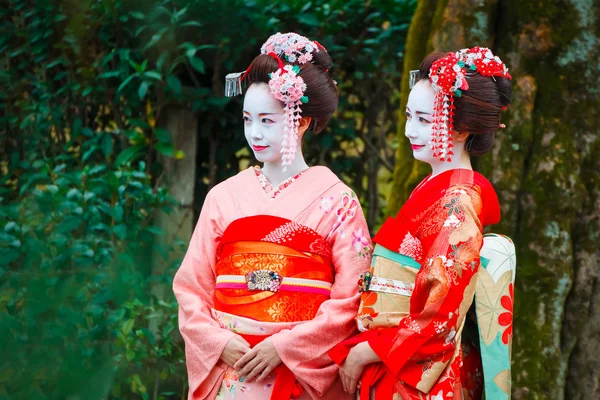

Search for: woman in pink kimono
xmin=173 ymin=32 xmax=372 ymax=400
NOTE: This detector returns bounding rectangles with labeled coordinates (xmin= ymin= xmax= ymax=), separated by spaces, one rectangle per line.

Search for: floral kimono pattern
xmin=173 ymin=166 xmax=372 ymax=400
xmin=330 ymin=169 xmax=501 ymax=399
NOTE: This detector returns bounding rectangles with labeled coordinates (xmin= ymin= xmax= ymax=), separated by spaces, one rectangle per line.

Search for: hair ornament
xmin=225 ymin=32 xmax=324 ymax=169
xmin=427 ymin=47 xmax=512 ymax=161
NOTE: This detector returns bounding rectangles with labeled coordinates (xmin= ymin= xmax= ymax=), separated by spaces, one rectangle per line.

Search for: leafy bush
xmin=0 ymin=0 xmax=415 ymax=398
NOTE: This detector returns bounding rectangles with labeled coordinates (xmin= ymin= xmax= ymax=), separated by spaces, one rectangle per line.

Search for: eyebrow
xmin=405 ymin=107 xmax=432 ymax=116
xmin=242 ymin=111 xmax=278 ymax=116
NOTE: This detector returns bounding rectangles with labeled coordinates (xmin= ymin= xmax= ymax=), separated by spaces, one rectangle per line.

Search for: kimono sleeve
xmin=270 ymin=188 xmax=372 ymax=396
xmin=172 ymin=188 xmax=238 ymax=396
xmin=368 ymin=185 xmax=483 ymax=393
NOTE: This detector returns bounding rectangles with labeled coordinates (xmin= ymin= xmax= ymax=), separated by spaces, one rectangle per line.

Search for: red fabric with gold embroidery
xmin=214 ymin=215 xmax=334 ymax=322
xmin=329 ymin=169 xmax=499 ymax=399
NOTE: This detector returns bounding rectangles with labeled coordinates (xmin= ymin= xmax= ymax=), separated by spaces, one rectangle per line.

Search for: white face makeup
xmin=404 ymin=80 xmax=440 ymax=166
xmin=243 ymin=82 xmax=286 ymax=164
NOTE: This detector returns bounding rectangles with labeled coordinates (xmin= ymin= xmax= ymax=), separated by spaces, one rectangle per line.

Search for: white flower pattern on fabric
xmin=444 ymin=327 xmax=457 ymax=346
xmin=320 ymin=196 xmax=334 ymax=214
xmin=403 ymin=315 xmax=421 ymax=334
xmin=398 ymin=231 xmax=424 ymax=261
xmin=443 ymin=214 xmax=461 ymax=228
xmin=434 ymin=321 xmax=448 ymax=334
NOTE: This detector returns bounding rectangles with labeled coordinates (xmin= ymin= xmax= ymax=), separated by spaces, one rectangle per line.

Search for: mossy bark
xmin=390 ymin=0 xmax=600 ymax=398
xmin=387 ymin=0 xmax=439 ymax=216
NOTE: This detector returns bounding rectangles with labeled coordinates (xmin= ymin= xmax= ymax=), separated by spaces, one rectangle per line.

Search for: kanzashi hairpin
xmin=427 ymin=47 xmax=511 ymax=162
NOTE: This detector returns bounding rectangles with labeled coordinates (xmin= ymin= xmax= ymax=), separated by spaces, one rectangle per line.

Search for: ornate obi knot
xmin=246 ymin=270 xmax=284 ymax=292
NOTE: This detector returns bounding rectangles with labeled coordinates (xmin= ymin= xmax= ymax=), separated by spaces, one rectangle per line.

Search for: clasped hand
xmin=339 ymin=342 xmax=380 ymax=394
xmin=220 ymin=336 xmax=282 ymax=382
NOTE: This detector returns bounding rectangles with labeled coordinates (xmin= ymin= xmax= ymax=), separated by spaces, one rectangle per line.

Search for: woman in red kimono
xmin=173 ymin=33 xmax=372 ymax=400
xmin=329 ymin=47 xmax=512 ymax=399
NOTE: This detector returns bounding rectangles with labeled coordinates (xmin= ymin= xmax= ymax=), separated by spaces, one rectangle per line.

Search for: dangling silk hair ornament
xmin=225 ymin=32 xmax=324 ymax=169
xmin=409 ymin=47 xmax=512 ymax=162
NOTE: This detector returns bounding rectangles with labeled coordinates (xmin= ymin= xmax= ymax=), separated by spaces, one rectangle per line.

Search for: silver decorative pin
xmin=409 ymin=69 xmax=419 ymax=89
xmin=225 ymin=71 xmax=245 ymax=97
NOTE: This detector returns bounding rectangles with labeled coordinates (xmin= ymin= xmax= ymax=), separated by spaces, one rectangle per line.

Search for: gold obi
xmin=356 ymin=244 xmax=421 ymax=331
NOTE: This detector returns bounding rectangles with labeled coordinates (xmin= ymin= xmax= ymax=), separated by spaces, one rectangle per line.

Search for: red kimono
xmin=330 ymin=169 xmax=500 ymax=399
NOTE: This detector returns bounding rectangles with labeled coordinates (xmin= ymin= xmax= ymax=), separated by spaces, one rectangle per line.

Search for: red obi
xmin=213 ymin=215 xmax=334 ymax=399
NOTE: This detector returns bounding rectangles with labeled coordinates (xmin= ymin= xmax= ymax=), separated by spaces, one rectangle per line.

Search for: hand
xmin=220 ymin=335 xmax=251 ymax=368
xmin=234 ymin=338 xmax=282 ymax=382
xmin=339 ymin=342 xmax=379 ymax=394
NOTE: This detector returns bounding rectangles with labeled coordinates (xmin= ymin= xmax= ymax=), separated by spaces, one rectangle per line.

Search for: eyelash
xmin=405 ymin=112 xmax=430 ymax=123
xmin=243 ymin=117 xmax=274 ymax=124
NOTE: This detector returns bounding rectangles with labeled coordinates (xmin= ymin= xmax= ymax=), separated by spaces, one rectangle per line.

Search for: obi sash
xmin=213 ymin=215 xmax=334 ymax=399
xmin=356 ymin=244 xmax=421 ymax=331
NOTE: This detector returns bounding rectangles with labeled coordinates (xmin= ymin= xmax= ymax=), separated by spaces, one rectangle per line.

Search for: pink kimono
xmin=173 ymin=166 xmax=372 ymax=399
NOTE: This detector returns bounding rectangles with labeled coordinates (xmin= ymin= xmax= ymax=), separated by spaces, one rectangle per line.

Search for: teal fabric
xmin=476 ymin=233 xmax=516 ymax=400
xmin=371 ymin=244 xmax=421 ymax=270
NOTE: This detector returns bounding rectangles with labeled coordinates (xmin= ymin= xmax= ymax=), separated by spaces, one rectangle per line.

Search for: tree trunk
xmin=152 ymin=107 xmax=198 ymax=300
xmin=389 ymin=1 xmax=600 ymax=398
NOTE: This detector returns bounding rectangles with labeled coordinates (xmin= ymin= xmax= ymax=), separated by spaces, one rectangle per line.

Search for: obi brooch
xmin=245 ymin=270 xmax=284 ymax=292
xmin=358 ymin=271 xmax=373 ymax=293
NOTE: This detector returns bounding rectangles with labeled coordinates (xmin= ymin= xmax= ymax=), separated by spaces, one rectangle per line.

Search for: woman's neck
xmin=430 ymin=147 xmax=472 ymax=177
xmin=261 ymin=151 xmax=310 ymax=187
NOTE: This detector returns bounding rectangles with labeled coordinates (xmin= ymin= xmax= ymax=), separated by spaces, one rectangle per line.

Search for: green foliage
xmin=0 ymin=0 xmax=416 ymax=398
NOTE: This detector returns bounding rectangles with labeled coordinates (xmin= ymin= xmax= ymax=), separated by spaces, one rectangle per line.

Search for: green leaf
xmin=101 ymin=134 xmax=113 ymax=157
xmin=155 ymin=143 xmax=174 ymax=157
xmin=297 ymin=13 xmax=320 ymax=27
xmin=172 ymin=6 xmax=189 ymax=22
xmin=156 ymin=52 xmax=169 ymax=71
xmin=113 ymin=224 xmax=127 ymax=239
xmin=144 ymin=27 xmax=168 ymax=51
xmin=117 ymin=74 xmax=136 ymax=93
xmin=115 ymin=145 xmax=145 ymax=166
xmin=99 ymin=71 xmax=121 ymax=79
xmin=0 ymin=249 xmax=20 ymax=265
xmin=180 ymin=21 xmax=203 ymax=28
xmin=4 ymin=222 xmax=17 ymax=232
xmin=160 ymin=367 xmax=169 ymax=380
xmin=56 ymin=216 xmax=82 ymax=233
xmin=195 ymin=44 xmax=217 ymax=51
xmin=166 ymin=75 xmax=181 ymax=96
xmin=83 ymin=191 xmax=95 ymax=201
xmin=113 ymin=205 xmax=124 ymax=222
xmin=138 ymin=81 xmax=150 ymax=100
xmin=178 ymin=42 xmax=195 ymax=51
xmin=87 ymin=165 xmax=107 ymax=176
xmin=130 ymin=11 xmax=145 ymax=20
xmin=154 ymin=128 xmax=171 ymax=144
xmin=185 ymin=48 xmax=196 ymax=59
xmin=66 ymin=188 xmax=81 ymax=199
xmin=301 ymin=2 xmax=312 ymax=12
xmin=143 ymin=71 xmax=161 ymax=81
xmin=188 ymin=57 xmax=205 ymax=74
xmin=53 ymin=164 xmax=66 ymax=173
